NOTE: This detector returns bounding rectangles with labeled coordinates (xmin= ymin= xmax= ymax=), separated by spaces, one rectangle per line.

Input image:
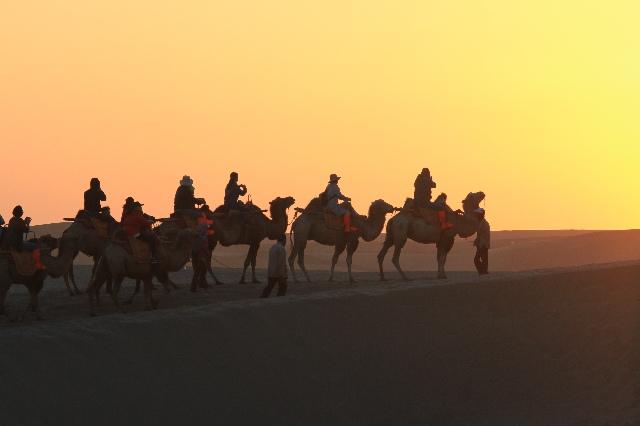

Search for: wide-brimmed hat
xmin=329 ymin=173 xmax=341 ymax=183
xmin=180 ymin=175 xmax=194 ymax=187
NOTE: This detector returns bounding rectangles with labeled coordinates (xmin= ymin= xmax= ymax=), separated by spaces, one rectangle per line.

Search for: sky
xmin=1 ymin=1 xmax=638 ymax=229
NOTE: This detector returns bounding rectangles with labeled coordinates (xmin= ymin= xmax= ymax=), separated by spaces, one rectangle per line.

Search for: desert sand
xmin=1 ymin=225 xmax=639 ymax=424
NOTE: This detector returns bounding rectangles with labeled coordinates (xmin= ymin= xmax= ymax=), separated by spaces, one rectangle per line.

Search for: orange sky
xmin=1 ymin=1 xmax=638 ymax=229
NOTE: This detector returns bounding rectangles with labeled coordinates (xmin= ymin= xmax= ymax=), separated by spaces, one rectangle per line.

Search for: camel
xmin=203 ymin=196 xmax=296 ymax=285
xmin=288 ymin=199 xmax=397 ymax=283
xmin=58 ymin=220 xmax=110 ymax=295
xmin=0 ymin=235 xmax=77 ymax=320
xmin=377 ymin=192 xmax=485 ymax=281
xmin=87 ymin=229 xmax=198 ymax=316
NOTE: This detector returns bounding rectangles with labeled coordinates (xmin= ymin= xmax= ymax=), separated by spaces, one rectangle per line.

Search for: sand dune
xmin=1 ymin=262 xmax=640 ymax=424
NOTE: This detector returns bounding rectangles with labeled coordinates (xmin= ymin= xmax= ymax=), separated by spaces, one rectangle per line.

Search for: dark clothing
xmin=413 ymin=173 xmax=437 ymax=209
xmin=474 ymin=247 xmax=489 ymax=275
xmin=2 ymin=217 xmax=29 ymax=251
xmin=261 ymin=277 xmax=288 ymax=298
xmin=84 ymin=188 xmax=107 ymax=213
xmin=174 ymin=186 xmax=198 ymax=211
xmin=224 ymin=181 xmax=247 ymax=209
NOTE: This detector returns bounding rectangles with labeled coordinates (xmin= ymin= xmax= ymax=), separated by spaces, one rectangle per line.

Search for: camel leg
xmin=288 ymin=246 xmax=299 ymax=283
xmin=110 ymin=276 xmax=126 ymax=313
xmin=377 ymin=238 xmax=394 ymax=281
xmin=391 ymin=245 xmax=410 ymax=281
xmin=69 ymin=266 xmax=81 ymax=295
xmin=298 ymin=247 xmax=312 ymax=283
xmin=436 ymin=237 xmax=454 ymax=279
xmin=124 ymin=280 xmax=141 ymax=305
xmin=63 ymin=271 xmax=74 ymax=296
xmin=208 ymin=264 xmax=224 ymax=286
xmin=143 ymin=277 xmax=157 ymax=311
xmin=87 ymin=258 xmax=107 ymax=316
xmin=346 ymin=239 xmax=359 ymax=284
xmin=329 ymin=243 xmax=346 ymax=282
xmin=29 ymin=288 xmax=43 ymax=321
xmin=250 ymin=243 xmax=261 ymax=284
xmin=239 ymin=246 xmax=253 ymax=284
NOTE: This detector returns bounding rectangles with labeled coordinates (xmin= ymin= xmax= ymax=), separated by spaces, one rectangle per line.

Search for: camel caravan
xmin=0 ymin=169 xmax=489 ymax=320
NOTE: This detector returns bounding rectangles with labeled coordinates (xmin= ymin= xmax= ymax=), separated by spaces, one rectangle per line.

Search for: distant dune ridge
xmin=32 ymin=223 xmax=640 ymax=272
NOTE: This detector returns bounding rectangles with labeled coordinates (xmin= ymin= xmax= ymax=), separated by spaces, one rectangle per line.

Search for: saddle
xmin=10 ymin=250 xmax=39 ymax=276
xmin=89 ymin=217 xmax=110 ymax=239
xmin=413 ymin=207 xmax=441 ymax=227
xmin=128 ymin=237 xmax=152 ymax=263
xmin=323 ymin=210 xmax=344 ymax=231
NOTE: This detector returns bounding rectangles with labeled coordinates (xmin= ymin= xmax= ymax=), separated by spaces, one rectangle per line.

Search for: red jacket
xmin=121 ymin=210 xmax=151 ymax=237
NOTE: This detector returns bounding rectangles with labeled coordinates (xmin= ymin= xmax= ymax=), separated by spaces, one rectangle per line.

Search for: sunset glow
xmin=1 ymin=1 xmax=638 ymax=229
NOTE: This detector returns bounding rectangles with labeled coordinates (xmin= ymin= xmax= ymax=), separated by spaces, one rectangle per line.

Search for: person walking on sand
xmin=261 ymin=234 xmax=288 ymax=297
xmin=474 ymin=208 xmax=490 ymax=275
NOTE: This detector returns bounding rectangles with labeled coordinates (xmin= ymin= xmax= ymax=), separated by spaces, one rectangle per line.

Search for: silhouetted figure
xmin=84 ymin=178 xmax=107 ymax=214
xmin=121 ymin=201 xmax=159 ymax=262
xmin=2 ymin=206 xmax=44 ymax=269
xmin=224 ymin=172 xmax=248 ymax=211
xmin=474 ymin=208 xmax=490 ymax=275
xmin=324 ymin=173 xmax=357 ymax=233
xmin=261 ymin=234 xmax=288 ymax=297
xmin=196 ymin=204 xmax=215 ymax=253
xmin=174 ymin=175 xmax=205 ymax=213
xmin=413 ymin=168 xmax=437 ymax=208
xmin=0 ymin=214 xmax=5 ymax=242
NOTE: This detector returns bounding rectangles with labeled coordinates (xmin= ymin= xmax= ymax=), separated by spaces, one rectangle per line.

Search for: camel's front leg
xmin=391 ymin=245 xmax=410 ymax=281
xmin=250 ymin=243 xmax=261 ymax=284
xmin=436 ymin=236 xmax=454 ymax=279
xmin=124 ymin=279 xmax=141 ymax=305
xmin=68 ymin=266 xmax=81 ymax=295
xmin=143 ymin=277 xmax=157 ymax=310
xmin=298 ymin=247 xmax=311 ymax=283
xmin=239 ymin=246 xmax=253 ymax=284
xmin=346 ymin=239 xmax=359 ymax=283
xmin=288 ymin=246 xmax=299 ymax=283
xmin=377 ymin=239 xmax=393 ymax=281
xmin=110 ymin=276 xmax=127 ymax=313
xmin=329 ymin=243 xmax=346 ymax=282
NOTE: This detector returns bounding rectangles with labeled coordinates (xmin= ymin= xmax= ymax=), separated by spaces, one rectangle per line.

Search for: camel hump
xmin=10 ymin=250 xmax=39 ymax=276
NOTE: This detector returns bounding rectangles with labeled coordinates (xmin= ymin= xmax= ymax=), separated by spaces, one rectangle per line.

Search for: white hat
xmin=180 ymin=175 xmax=194 ymax=187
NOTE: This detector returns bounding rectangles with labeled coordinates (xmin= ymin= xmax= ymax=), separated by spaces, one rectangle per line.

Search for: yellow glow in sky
xmin=0 ymin=1 xmax=638 ymax=229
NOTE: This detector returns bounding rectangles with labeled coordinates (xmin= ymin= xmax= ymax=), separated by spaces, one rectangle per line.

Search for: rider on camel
xmin=121 ymin=200 xmax=160 ymax=263
xmin=224 ymin=172 xmax=248 ymax=212
xmin=325 ymin=173 xmax=357 ymax=233
xmin=84 ymin=178 xmax=117 ymax=230
xmin=1 ymin=206 xmax=44 ymax=269
xmin=413 ymin=168 xmax=437 ymax=209
xmin=174 ymin=175 xmax=205 ymax=216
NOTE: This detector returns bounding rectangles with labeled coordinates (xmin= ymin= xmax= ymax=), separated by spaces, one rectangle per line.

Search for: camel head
xmin=462 ymin=192 xmax=485 ymax=215
xmin=269 ymin=196 xmax=296 ymax=218
xmin=368 ymin=199 xmax=396 ymax=218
